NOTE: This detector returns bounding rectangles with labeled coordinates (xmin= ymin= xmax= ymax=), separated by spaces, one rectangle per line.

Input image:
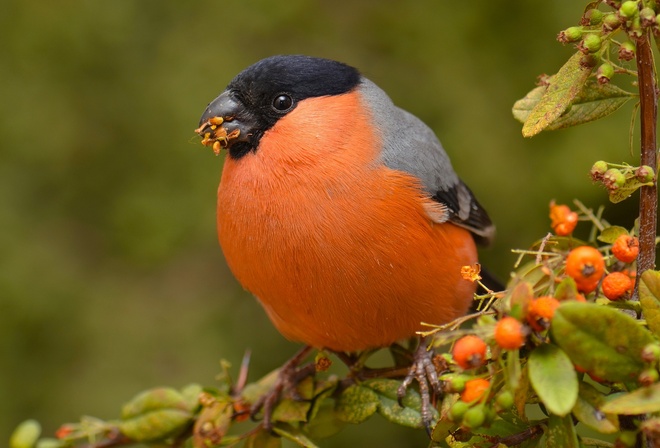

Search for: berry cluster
xmin=557 ymin=1 xmax=660 ymax=83
xmin=591 ymin=160 xmax=655 ymax=194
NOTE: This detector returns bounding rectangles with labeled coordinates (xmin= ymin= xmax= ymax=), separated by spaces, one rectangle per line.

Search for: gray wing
xmin=358 ymin=78 xmax=495 ymax=246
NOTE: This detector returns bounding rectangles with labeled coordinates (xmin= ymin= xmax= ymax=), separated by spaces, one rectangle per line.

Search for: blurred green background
xmin=1 ymin=1 xmax=643 ymax=446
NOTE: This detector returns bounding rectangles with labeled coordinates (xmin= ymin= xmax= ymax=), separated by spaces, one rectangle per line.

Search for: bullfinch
xmin=195 ymin=55 xmax=494 ymax=429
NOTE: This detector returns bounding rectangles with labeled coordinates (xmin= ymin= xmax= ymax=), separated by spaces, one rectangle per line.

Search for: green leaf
xmin=431 ymin=394 xmax=459 ymax=445
xmin=515 ymin=78 xmax=635 ymax=137
xmin=303 ymin=400 xmax=346 ymax=440
xmin=572 ymin=382 xmax=619 ymax=434
xmin=272 ymin=424 xmax=320 ymax=448
xmin=271 ymin=376 xmax=314 ymax=423
xmin=528 ymin=344 xmax=578 ymax=416
xmin=554 ymin=277 xmax=580 ymax=302
xmin=121 ymin=387 xmax=191 ymax=418
xmin=518 ymin=52 xmax=593 ymax=137
xmin=10 ymin=420 xmax=41 ymax=448
xmin=546 ymin=413 xmax=579 ymax=448
xmin=119 ymin=408 xmax=192 ymax=442
xmin=365 ymin=378 xmax=439 ymax=428
xmin=335 ymin=384 xmax=379 ymax=424
xmin=597 ymin=226 xmax=629 ymax=244
xmin=640 ymin=270 xmax=660 ymax=337
xmin=551 ymin=302 xmax=654 ymax=382
xmin=601 ymin=382 xmax=660 ymax=414
xmin=244 ymin=429 xmax=282 ymax=448
xmin=608 ymin=177 xmax=654 ymax=203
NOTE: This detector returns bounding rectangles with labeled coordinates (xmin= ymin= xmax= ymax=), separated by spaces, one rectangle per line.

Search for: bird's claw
xmin=249 ymin=346 xmax=315 ymax=431
xmin=397 ymin=338 xmax=444 ymax=437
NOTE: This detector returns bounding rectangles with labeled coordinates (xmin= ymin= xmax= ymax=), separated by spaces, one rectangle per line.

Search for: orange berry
xmin=612 ymin=234 xmax=640 ymax=263
xmin=602 ymin=271 xmax=633 ymax=300
xmin=565 ymin=246 xmax=605 ymax=293
xmin=452 ymin=335 xmax=487 ymax=370
xmin=494 ymin=317 xmax=526 ymax=350
xmin=461 ymin=378 xmax=490 ymax=403
xmin=526 ymin=296 xmax=560 ymax=332
xmin=549 ymin=201 xmax=579 ymax=236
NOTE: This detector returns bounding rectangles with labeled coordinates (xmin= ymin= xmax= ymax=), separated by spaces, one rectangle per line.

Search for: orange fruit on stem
xmin=565 ymin=246 xmax=605 ymax=293
xmin=602 ymin=271 xmax=633 ymax=300
xmin=549 ymin=201 xmax=578 ymax=236
xmin=461 ymin=378 xmax=490 ymax=403
xmin=452 ymin=335 xmax=487 ymax=370
xmin=526 ymin=296 xmax=560 ymax=332
xmin=494 ymin=317 xmax=526 ymax=350
xmin=612 ymin=234 xmax=639 ymax=263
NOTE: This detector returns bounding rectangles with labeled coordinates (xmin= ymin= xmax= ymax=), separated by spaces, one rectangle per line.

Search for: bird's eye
xmin=272 ymin=94 xmax=293 ymax=112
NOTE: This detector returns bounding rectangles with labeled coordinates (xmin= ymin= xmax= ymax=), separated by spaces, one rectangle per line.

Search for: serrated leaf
xmin=550 ymin=302 xmax=654 ymax=382
xmin=609 ymin=177 xmax=654 ymax=203
xmin=546 ymin=413 xmax=579 ymax=448
xmin=335 ymin=384 xmax=379 ymax=424
xmin=640 ymin=270 xmax=660 ymax=337
xmin=572 ymin=382 xmax=619 ymax=434
xmin=272 ymin=424 xmax=320 ymax=448
xmin=601 ymin=382 xmax=660 ymax=414
xmin=597 ymin=226 xmax=629 ymax=244
xmin=515 ymin=78 xmax=635 ymax=136
xmin=529 ymin=344 xmax=578 ymax=416
xmin=519 ymin=52 xmax=593 ymax=137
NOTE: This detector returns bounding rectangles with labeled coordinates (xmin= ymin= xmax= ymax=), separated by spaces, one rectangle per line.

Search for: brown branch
xmin=634 ymin=31 xmax=658 ymax=297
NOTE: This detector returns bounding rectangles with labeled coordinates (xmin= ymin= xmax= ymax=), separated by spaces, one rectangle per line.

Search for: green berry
xmin=496 ymin=390 xmax=514 ymax=410
xmin=583 ymin=34 xmax=602 ymax=53
xmin=450 ymin=400 xmax=470 ymax=422
xmin=604 ymin=168 xmax=626 ymax=189
xmin=640 ymin=7 xmax=656 ymax=27
xmin=462 ymin=406 xmax=486 ymax=429
xmin=636 ymin=165 xmax=655 ymax=183
xmin=559 ymin=26 xmax=583 ymax=43
xmin=597 ymin=63 xmax=614 ymax=84
xmin=449 ymin=375 xmax=467 ymax=393
xmin=586 ymin=9 xmax=604 ymax=25
xmin=619 ymin=41 xmax=636 ymax=61
xmin=620 ymin=1 xmax=639 ymax=19
xmin=603 ymin=13 xmax=622 ymax=31
xmin=639 ymin=368 xmax=660 ymax=386
xmin=590 ymin=160 xmax=608 ymax=180
xmin=642 ymin=343 xmax=660 ymax=363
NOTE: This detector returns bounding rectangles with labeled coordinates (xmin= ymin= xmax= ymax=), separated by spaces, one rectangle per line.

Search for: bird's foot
xmin=396 ymin=337 xmax=445 ymax=436
xmin=250 ymin=345 xmax=316 ymax=431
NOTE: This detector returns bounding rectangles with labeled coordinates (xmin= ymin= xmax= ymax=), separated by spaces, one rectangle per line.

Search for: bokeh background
xmin=1 ymin=1 xmax=643 ymax=446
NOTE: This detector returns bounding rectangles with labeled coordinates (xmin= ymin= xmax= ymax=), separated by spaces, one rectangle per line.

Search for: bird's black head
xmin=196 ymin=55 xmax=361 ymax=159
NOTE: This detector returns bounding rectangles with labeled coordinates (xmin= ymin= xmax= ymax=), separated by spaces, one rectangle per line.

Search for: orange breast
xmin=217 ymin=92 xmax=477 ymax=351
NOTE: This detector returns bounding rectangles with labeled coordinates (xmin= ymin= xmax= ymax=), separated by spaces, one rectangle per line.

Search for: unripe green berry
xmin=450 ymin=400 xmax=470 ymax=422
xmin=449 ymin=375 xmax=467 ymax=393
xmin=496 ymin=390 xmax=514 ymax=410
xmin=604 ymin=168 xmax=626 ymax=189
xmin=462 ymin=406 xmax=486 ymax=429
xmin=636 ymin=165 xmax=656 ymax=183
xmin=558 ymin=26 xmax=583 ymax=44
xmin=639 ymin=368 xmax=660 ymax=386
xmin=603 ymin=13 xmax=622 ymax=31
xmin=586 ymin=9 xmax=604 ymax=25
xmin=640 ymin=7 xmax=656 ymax=27
xmin=582 ymin=34 xmax=602 ymax=53
xmin=597 ymin=63 xmax=614 ymax=84
xmin=619 ymin=41 xmax=636 ymax=61
xmin=590 ymin=160 xmax=609 ymax=181
xmin=620 ymin=1 xmax=640 ymax=19
xmin=642 ymin=343 xmax=660 ymax=363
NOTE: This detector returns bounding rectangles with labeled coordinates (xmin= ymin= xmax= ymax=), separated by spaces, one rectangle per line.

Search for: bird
xmin=195 ymin=55 xmax=494 ymax=430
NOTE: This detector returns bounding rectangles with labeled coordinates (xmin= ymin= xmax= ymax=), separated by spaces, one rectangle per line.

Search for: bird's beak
xmin=195 ymin=91 xmax=253 ymax=155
